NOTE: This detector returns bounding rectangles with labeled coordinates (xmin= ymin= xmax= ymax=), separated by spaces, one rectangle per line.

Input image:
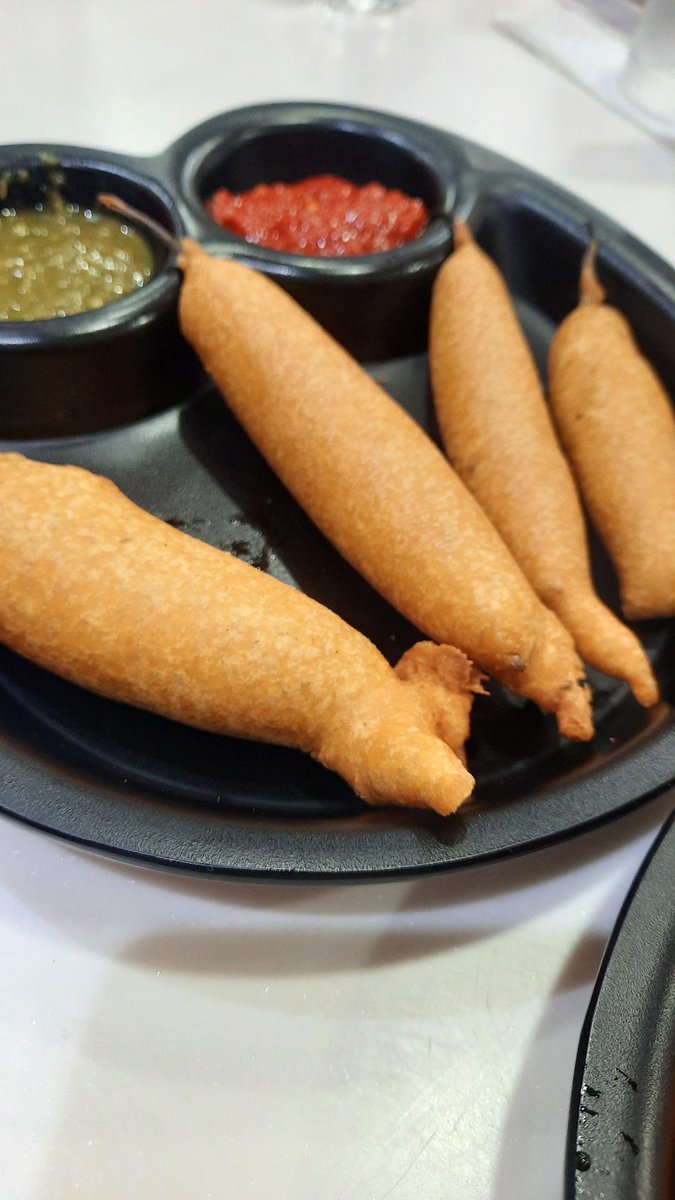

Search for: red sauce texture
xmin=205 ymin=175 xmax=429 ymax=257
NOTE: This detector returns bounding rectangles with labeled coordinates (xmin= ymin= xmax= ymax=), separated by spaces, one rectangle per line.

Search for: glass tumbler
xmin=325 ymin=0 xmax=411 ymax=12
xmin=620 ymin=0 xmax=675 ymax=130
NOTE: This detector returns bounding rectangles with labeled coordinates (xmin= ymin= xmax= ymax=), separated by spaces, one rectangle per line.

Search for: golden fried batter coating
xmin=429 ymin=222 xmax=658 ymax=706
xmin=178 ymin=240 xmax=593 ymax=740
xmin=395 ymin=642 xmax=486 ymax=766
xmin=549 ymin=247 xmax=675 ymax=620
xmin=0 ymin=453 xmax=475 ymax=815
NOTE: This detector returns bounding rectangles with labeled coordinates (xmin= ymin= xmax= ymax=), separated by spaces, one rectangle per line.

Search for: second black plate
xmin=567 ymin=805 xmax=675 ymax=1199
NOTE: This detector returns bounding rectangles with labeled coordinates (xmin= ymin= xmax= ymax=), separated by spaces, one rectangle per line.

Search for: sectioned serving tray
xmin=0 ymin=102 xmax=673 ymax=880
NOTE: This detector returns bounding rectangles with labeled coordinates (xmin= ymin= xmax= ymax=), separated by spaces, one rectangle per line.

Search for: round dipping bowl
xmin=0 ymin=149 xmax=200 ymax=440
xmin=169 ymin=104 xmax=461 ymax=361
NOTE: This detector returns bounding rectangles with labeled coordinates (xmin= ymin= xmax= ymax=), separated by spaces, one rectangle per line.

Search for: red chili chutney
xmin=205 ymin=175 xmax=429 ymax=257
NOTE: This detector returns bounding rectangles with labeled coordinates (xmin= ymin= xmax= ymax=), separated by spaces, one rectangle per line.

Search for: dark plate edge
xmin=2 ymin=777 xmax=673 ymax=885
xmin=566 ymin=803 xmax=675 ymax=1198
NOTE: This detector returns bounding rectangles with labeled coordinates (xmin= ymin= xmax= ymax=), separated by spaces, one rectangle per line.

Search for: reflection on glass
xmin=324 ymin=0 xmax=412 ymax=12
xmin=620 ymin=0 xmax=675 ymax=128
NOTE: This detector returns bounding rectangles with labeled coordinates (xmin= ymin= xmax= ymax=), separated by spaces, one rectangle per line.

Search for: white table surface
xmin=1 ymin=2 xmax=674 ymax=1198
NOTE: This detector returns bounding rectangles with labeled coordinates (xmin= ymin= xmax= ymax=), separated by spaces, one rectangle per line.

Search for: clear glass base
xmin=324 ymin=0 xmax=410 ymax=12
xmin=619 ymin=0 xmax=675 ymax=129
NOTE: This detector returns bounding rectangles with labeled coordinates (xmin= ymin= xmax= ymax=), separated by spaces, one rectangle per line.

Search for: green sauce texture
xmin=0 ymin=194 xmax=155 ymax=320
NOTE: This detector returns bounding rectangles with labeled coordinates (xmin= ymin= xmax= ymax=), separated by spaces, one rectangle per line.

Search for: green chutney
xmin=0 ymin=195 xmax=155 ymax=321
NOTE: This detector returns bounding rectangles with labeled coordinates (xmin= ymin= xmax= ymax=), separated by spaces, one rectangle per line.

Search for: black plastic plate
xmin=0 ymin=104 xmax=674 ymax=880
xmin=567 ymin=805 xmax=675 ymax=1198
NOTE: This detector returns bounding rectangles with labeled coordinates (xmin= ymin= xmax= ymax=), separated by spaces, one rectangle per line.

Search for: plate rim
xmin=566 ymin=805 xmax=675 ymax=1198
